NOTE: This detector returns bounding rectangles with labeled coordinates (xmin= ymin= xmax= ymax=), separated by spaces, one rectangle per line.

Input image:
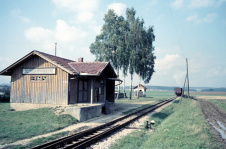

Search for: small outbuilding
xmin=133 ymin=84 xmax=147 ymax=97
xmin=0 ymin=50 xmax=120 ymax=121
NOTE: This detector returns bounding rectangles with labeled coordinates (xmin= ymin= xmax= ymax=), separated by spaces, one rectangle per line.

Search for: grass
xmin=0 ymin=103 xmax=78 ymax=145
xmin=208 ymin=99 xmax=226 ymax=112
xmin=5 ymin=131 xmax=69 ymax=149
xmin=115 ymin=90 xmax=175 ymax=104
xmin=116 ymin=90 xmax=175 ymax=115
xmin=110 ymin=98 xmax=225 ymax=149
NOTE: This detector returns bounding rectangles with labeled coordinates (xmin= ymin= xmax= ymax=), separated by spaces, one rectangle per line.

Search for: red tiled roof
xmin=36 ymin=51 xmax=77 ymax=74
xmin=0 ymin=50 xmax=116 ymax=77
xmin=133 ymin=84 xmax=147 ymax=89
xmin=69 ymin=62 xmax=109 ymax=75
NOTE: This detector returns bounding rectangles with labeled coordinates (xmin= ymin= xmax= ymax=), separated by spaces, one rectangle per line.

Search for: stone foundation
xmin=10 ymin=102 xmax=105 ymax=122
xmin=65 ymin=104 xmax=103 ymax=122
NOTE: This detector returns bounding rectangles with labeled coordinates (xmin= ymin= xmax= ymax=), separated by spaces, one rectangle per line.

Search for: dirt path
xmin=199 ymin=99 xmax=226 ymax=144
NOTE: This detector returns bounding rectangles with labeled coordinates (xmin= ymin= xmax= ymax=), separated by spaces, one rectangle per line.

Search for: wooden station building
xmin=133 ymin=84 xmax=147 ymax=97
xmin=0 ymin=50 xmax=119 ymax=107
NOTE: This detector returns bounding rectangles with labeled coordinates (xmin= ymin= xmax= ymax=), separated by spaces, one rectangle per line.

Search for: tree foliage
xmin=90 ymin=8 xmax=156 ymax=99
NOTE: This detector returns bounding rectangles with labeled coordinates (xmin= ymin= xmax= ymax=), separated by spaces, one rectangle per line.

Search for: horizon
xmin=1 ymin=0 xmax=226 ymax=88
xmin=1 ymin=83 xmax=225 ymax=89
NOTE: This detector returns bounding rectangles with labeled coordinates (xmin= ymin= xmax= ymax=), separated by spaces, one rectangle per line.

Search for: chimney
xmin=78 ymin=57 xmax=83 ymax=62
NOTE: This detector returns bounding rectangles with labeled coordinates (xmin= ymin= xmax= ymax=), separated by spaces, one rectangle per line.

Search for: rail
xmin=32 ymin=96 xmax=177 ymax=149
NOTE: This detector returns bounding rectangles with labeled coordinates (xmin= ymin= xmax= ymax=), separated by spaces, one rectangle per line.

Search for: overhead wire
xmin=167 ymin=0 xmax=188 ymax=89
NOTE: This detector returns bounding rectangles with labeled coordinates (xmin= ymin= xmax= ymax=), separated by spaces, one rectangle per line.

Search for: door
xmin=78 ymin=79 xmax=88 ymax=102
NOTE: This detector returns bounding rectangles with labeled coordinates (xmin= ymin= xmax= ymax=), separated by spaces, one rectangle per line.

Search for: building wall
xmin=134 ymin=88 xmax=146 ymax=97
xmin=106 ymin=80 xmax=115 ymax=102
xmin=69 ymin=77 xmax=113 ymax=103
xmin=94 ymin=77 xmax=105 ymax=102
xmin=10 ymin=56 xmax=69 ymax=105
xmin=69 ymin=76 xmax=78 ymax=104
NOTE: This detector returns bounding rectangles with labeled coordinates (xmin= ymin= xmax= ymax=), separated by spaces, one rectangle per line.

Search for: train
xmin=174 ymin=88 xmax=183 ymax=96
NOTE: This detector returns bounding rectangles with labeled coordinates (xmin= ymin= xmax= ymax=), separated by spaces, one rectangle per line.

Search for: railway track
xmin=32 ymin=96 xmax=177 ymax=149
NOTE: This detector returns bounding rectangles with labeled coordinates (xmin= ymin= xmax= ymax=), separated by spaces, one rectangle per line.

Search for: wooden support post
xmin=104 ymin=79 xmax=106 ymax=102
xmin=55 ymin=42 xmax=57 ymax=56
xmin=91 ymin=78 xmax=94 ymax=104
xmin=186 ymin=58 xmax=190 ymax=99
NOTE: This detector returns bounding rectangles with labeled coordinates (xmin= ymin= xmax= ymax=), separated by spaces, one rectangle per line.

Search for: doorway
xmin=78 ymin=79 xmax=89 ymax=102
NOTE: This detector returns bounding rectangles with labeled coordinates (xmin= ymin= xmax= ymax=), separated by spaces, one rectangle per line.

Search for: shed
xmin=133 ymin=84 xmax=147 ymax=97
xmin=0 ymin=50 xmax=119 ymax=109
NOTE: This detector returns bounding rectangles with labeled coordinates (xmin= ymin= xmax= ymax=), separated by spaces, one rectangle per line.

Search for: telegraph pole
xmin=186 ymin=58 xmax=190 ymax=99
xmin=55 ymin=42 xmax=57 ymax=56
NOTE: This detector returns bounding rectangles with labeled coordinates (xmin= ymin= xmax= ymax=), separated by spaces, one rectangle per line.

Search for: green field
xmin=0 ymin=103 xmax=77 ymax=145
xmin=208 ymin=99 xmax=226 ymax=112
xmin=116 ymin=90 xmax=175 ymax=104
xmin=2 ymin=90 xmax=225 ymax=148
xmin=111 ymin=98 xmax=225 ymax=149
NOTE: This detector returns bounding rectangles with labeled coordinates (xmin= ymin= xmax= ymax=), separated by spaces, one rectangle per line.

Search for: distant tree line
xmin=90 ymin=8 xmax=156 ymax=99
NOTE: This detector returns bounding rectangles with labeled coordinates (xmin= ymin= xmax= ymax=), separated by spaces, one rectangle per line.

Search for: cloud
xmin=25 ymin=27 xmax=53 ymax=42
xmin=52 ymin=0 xmax=99 ymax=23
xmin=171 ymin=0 xmax=224 ymax=9
xmin=203 ymin=13 xmax=217 ymax=22
xmin=147 ymin=0 xmax=158 ymax=6
xmin=55 ymin=20 xmax=87 ymax=43
xmin=25 ymin=20 xmax=87 ymax=43
xmin=216 ymin=0 xmax=226 ymax=7
xmin=188 ymin=0 xmax=214 ymax=8
xmin=153 ymin=54 xmax=186 ymax=86
xmin=171 ymin=0 xmax=185 ymax=9
xmin=77 ymin=12 xmax=94 ymax=23
xmin=186 ymin=13 xmax=217 ymax=24
xmin=107 ymin=3 xmax=127 ymax=16
xmin=52 ymin=0 xmax=99 ymax=12
xmin=155 ymin=54 xmax=184 ymax=71
xmin=10 ymin=9 xmax=31 ymax=23
xmin=24 ymin=19 xmax=88 ymax=56
xmin=0 ymin=56 xmax=13 ymax=71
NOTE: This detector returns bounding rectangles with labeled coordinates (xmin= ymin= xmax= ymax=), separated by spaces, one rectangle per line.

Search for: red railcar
xmin=174 ymin=88 xmax=183 ymax=96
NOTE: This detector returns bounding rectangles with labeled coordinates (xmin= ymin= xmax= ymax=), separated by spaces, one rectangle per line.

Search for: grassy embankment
xmin=3 ymin=90 xmax=174 ymax=148
xmin=0 ymin=103 xmax=77 ymax=145
xmin=111 ymin=98 xmax=225 ymax=149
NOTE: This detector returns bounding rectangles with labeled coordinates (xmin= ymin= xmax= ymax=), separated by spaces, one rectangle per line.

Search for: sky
xmin=0 ymin=0 xmax=226 ymax=88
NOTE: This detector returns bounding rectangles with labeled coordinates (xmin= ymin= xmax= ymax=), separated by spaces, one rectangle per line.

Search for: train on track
xmin=174 ymin=88 xmax=183 ymax=96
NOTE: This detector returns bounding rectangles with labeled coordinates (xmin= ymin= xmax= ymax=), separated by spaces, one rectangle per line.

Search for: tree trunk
xmin=116 ymin=67 xmax=120 ymax=99
xmin=123 ymin=74 xmax=126 ymax=98
xmin=137 ymin=76 xmax=141 ymax=99
xmin=129 ymin=74 xmax=133 ymax=100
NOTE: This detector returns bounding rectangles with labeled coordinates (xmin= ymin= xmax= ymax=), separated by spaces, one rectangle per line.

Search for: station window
xmin=42 ymin=76 xmax=46 ymax=81
xmin=30 ymin=76 xmax=35 ymax=81
xmin=36 ymin=76 xmax=41 ymax=81
xmin=30 ymin=76 xmax=47 ymax=82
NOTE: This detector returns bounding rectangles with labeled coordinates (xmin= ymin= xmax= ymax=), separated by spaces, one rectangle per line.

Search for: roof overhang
xmin=0 ymin=50 xmax=75 ymax=76
xmin=108 ymin=78 xmax=123 ymax=82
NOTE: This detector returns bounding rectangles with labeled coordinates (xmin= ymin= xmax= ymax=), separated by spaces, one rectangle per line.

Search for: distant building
xmin=0 ymin=50 xmax=119 ymax=107
xmin=133 ymin=84 xmax=147 ymax=97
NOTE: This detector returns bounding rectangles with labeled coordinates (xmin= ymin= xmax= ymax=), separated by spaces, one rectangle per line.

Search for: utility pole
xmin=186 ymin=58 xmax=190 ymax=99
xmin=55 ymin=42 xmax=57 ymax=56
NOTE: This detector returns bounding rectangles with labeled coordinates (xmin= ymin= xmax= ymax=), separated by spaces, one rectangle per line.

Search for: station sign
xmin=22 ymin=68 xmax=56 ymax=75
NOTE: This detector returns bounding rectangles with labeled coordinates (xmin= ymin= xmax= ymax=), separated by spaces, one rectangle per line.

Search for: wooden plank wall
xmin=106 ymin=80 xmax=115 ymax=103
xmin=94 ymin=78 xmax=104 ymax=102
xmin=10 ymin=56 xmax=69 ymax=105
xmin=69 ymin=76 xmax=78 ymax=104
